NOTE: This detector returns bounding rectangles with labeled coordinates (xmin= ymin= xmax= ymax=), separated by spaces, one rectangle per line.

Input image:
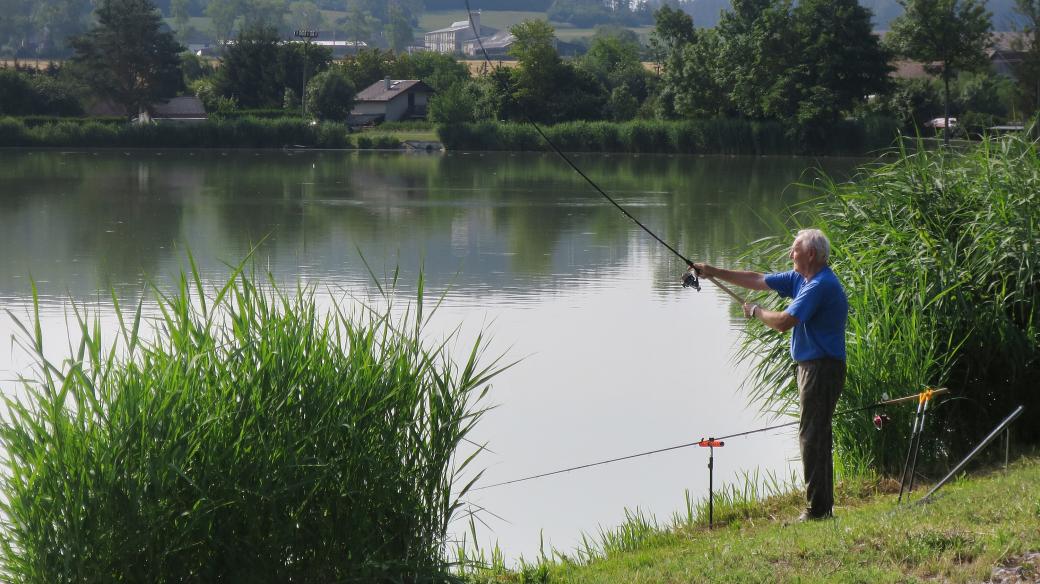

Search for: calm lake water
xmin=0 ymin=149 xmax=862 ymax=562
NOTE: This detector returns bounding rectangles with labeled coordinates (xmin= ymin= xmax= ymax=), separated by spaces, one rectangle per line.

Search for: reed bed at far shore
xmin=0 ymin=265 xmax=502 ymax=582
xmin=437 ymin=117 xmax=901 ymax=156
xmin=0 ymin=116 xmax=406 ymax=149
xmin=738 ymin=132 xmax=1040 ymax=475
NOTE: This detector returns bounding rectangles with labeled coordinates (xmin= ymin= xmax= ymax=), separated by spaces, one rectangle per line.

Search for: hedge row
xmin=438 ymin=117 xmax=902 ymax=156
xmin=0 ymin=117 xmax=402 ymax=149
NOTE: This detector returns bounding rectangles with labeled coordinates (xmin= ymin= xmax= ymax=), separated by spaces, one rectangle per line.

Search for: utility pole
xmin=294 ymin=29 xmax=319 ymax=117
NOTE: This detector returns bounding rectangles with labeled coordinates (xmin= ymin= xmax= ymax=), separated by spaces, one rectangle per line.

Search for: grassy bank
xmin=461 ymin=456 xmax=1040 ymax=583
xmin=0 ymin=267 xmax=501 ymax=581
xmin=0 ymin=116 xmax=410 ymax=149
xmin=437 ymin=118 xmax=900 ymax=156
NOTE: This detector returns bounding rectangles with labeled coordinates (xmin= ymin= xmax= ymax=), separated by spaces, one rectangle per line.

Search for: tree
xmin=716 ymin=0 xmax=799 ymax=120
xmin=384 ymin=2 xmax=414 ymax=53
xmin=393 ymin=51 xmax=470 ymax=92
xmin=206 ymin=0 xmax=243 ymax=41
xmin=509 ymin=20 xmax=565 ymax=121
xmin=216 ymin=24 xmax=282 ymax=107
xmin=338 ymin=4 xmax=377 ymax=43
xmin=69 ymin=0 xmax=184 ymax=116
xmin=576 ymin=29 xmax=651 ymax=120
xmin=1012 ymin=0 xmax=1040 ymax=115
xmin=288 ymin=1 xmax=325 ymax=32
xmin=306 ymin=67 xmax=355 ymax=121
xmin=886 ymin=0 xmax=992 ymax=143
xmin=648 ymin=3 xmax=695 ymax=68
xmin=427 ymin=81 xmax=481 ymax=123
xmin=785 ymin=0 xmax=892 ymax=134
xmin=30 ymin=0 xmax=93 ymax=55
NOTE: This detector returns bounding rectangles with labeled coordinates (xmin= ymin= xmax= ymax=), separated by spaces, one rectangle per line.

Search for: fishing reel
xmin=681 ymin=267 xmax=701 ymax=291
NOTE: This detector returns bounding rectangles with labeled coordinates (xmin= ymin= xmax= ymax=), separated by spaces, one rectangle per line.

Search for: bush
xmin=306 ymin=68 xmax=356 ymax=122
xmin=0 ymin=268 xmax=499 ymax=581
xmin=0 ymin=117 xmax=347 ymax=148
xmin=437 ymin=118 xmax=888 ymax=155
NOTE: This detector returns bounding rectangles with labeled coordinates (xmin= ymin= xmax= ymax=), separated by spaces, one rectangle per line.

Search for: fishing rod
xmin=471 ymin=388 xmax=948 ymax=491
xmin=462 ymin=1 xmax=744 ymax=301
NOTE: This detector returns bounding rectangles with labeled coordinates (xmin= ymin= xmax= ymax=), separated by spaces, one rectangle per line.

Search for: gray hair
xmin=796 ymin=228 xmax=830 ymax=265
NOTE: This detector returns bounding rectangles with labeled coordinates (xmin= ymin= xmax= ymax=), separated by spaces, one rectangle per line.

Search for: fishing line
xmin=461 ymin=0 xmax=733 ymax=296
xmin=471 ymin=389 xmax=948 ymax=491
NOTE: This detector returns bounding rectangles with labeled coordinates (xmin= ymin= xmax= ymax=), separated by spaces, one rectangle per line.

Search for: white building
xmin=424 ymin=11 xmax=492 ymax=54
xmin=350 ymin=78 xmax=434 ymax=125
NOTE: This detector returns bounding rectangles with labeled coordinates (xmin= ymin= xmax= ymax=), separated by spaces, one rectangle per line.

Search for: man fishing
xmin=694 ymin=228 xmax=848 ymax=521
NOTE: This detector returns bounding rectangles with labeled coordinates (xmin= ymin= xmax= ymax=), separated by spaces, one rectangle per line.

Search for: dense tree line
xmin=5 ymin=0 xmax=1040 ymax=142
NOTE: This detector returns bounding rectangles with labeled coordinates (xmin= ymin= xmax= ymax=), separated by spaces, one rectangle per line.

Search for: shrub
xmin=0 ymin=268 xmax=500 ymax=581
xmin=306 ymin=68 xmax=356 ymax=122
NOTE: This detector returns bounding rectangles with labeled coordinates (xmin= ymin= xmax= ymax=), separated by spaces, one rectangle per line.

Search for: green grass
xmin=0 ymin=263 xmax=504 ymax=581
xmin=461 ymin=457 xmax=1040 ymax=583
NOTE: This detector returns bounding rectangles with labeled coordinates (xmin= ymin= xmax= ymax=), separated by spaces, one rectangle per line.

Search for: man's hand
xmin=743 ymin=302 xmax=760 ymax=319
xmin=692 ymin=263 xmax=716 ymax=278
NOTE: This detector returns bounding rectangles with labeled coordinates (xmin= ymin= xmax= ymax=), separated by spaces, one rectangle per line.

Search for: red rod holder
xmin=698 ymin=439 xmax=725 ymax=448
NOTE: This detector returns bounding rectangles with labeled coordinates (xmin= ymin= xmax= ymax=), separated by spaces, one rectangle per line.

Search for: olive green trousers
xmin=797 ymin=358 xmax=846 ymax=517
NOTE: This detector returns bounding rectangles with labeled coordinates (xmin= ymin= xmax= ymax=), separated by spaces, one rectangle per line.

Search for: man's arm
xmin=744 ymin=303 xmax=799 ymax=333
xmin=693 ymin=263 xmax=771 ymax=291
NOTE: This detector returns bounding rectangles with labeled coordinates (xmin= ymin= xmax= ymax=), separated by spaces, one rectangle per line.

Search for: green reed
xmin=738 ymin=133 xmax=1040 ymax=474
xmin=0 ymin=265 xmax=502 ymax=582
xmin=436 ymin=117 xmax=899 ymax=155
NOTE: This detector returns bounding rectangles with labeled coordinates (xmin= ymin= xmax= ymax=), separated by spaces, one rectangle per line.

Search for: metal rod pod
xmin=915 ymin=405 xmax=1024 ymax=505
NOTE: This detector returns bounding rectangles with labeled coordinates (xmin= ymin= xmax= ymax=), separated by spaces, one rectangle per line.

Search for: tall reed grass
xmin=738 ymin=133 xmax=1040 ymax=473
xmin=0 ymin=265 xmax=501 ymax=581
xmin=437 ymin=117 xmax=900 ymax=156
xmin=0 ymin=116 xmax=359 ymax=149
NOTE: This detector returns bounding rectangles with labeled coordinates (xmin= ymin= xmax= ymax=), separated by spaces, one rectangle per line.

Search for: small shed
xmin=350 ymin=79 xmax=433 ymax=124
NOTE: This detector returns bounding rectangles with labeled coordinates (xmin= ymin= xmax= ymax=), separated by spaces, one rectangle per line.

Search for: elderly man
xmin=695 ymin=229 xmax=848 ymax=521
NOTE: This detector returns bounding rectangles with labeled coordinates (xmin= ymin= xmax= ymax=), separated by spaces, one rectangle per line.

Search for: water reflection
xmin=0 ymin=149 xmax=861 ymax=561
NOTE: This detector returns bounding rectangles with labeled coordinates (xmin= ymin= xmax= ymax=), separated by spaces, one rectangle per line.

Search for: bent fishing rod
xmin=471 ymin=388 xmax=949 ymax=491
xmin=462 ymin=1 xmax=744 ymax=304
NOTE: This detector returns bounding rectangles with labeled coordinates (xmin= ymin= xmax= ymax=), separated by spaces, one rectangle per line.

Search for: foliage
xmin=437 ymin=117 xmax=899 ymax=155
xmin=505 ymin=20 xmax=608 ymax=123
xmin=886 ymin=0 xmax=993 ymax=140
xmin=68 ymin=0 xmax=184 ymax=116
xmin=428 ymin=81 xmax=483 ymax=124
xmin=739 ymin=135 xmax=1040 ymax=473
xmin=0 ymin=69 xmax=85 ymax=116
xmin=574 ymin=28 xmax=653 ymax=121
xmin=0 ymin=267 xmax=499 ymax=581
xmin=547 ymin=0 xmax=653 ymax=27
xmin=384 ymin=2 xmax=414 ymax=53
xmin=393 ymin=51 xmax=471 ymax=92
xmin=651 ymin=0 xmax=891 ymax=146
xmin=1012 ymin=0 xmax=1040 ymax=115
xmin=0 ymin=115 xmax=362 ymax=148
xmin=305 ymin=67 xmax=356 ymax=121
xmin=0 ymin=0 xmax=92 ymax=57
xmin=785 ymin=0 xmax=892 ymax=140
xmin=215 ymin=24 xmax=331 ymax=109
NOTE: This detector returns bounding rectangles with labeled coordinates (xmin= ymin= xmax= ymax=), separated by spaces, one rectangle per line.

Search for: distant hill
xmin=682 ymin=0 xmax=1026 ymax=30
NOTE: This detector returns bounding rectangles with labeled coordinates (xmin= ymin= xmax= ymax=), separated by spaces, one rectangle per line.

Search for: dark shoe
xmin=798 ymin=509 xmax=833 ymax=522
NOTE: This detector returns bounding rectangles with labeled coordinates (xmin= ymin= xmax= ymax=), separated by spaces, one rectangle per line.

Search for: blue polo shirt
xmin=764 ymin=267 xmax=848 ymax=362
